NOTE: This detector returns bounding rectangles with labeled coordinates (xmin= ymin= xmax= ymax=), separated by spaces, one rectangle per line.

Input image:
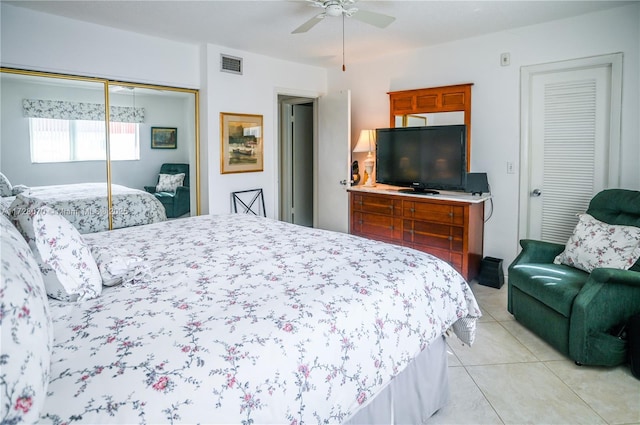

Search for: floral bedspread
xmin=1 ymin=183 xmax=166 ymax=233
xmin=40 ymin=214 xmax=481 ymax=424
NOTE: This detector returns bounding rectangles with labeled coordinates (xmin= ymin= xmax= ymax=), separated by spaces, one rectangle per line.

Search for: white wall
xmin=203 ymin=45 xmax=327 ymax=216
xmin=331 ymin=3 xmax=640 ymax=269
xmin=0 ymin=4 xmax=200 ymax=88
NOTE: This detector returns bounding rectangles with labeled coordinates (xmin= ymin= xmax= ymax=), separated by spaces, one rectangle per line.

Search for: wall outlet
xmin=500 ymin=52 xmax=511 ymax=66
xmin=507 ymin=161 xmax=515 ymax=174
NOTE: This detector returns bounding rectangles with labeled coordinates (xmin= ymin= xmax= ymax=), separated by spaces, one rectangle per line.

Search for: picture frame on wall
xmin=151 ymin=127 xmax=177 ymax=149
xmin=220 ymin=112 xmax=263 ymax=174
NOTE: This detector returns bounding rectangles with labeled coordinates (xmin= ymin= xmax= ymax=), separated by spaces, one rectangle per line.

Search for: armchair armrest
xmin=590 ymin=267 xmax=640 ymax=288
xmin=144 ymin=185 xmax=157 ymax=194
xmin=510 ymin=239 xmax=565 ymax=266
xmin=571 ymin=268 xmax=640 ymax=365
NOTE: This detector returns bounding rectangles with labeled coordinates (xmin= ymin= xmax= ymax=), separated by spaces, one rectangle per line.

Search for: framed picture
xmin=220 ymin=112 xmax=263 ymax=174
xmin=151 ymin=127 xmax=177 ymax=149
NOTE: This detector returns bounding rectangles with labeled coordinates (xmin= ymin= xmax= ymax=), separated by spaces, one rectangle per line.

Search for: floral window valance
xmin=22 ymin=99 xmax=145 ymax=123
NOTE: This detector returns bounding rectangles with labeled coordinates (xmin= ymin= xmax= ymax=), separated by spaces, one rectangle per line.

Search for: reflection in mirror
xmin=108 ymin=84 xmax=198 ymax=220
xmin=394 ymin=111 xmax=465 ymax=127
xmin=1 ymin=69 xmax=200 ymax=232
xmin=0 ymin=70 xmax=110 ymax=232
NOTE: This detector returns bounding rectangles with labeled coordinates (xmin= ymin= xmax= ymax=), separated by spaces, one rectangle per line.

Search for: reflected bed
xmin=2 ymin=182 xmax=166 ymax=233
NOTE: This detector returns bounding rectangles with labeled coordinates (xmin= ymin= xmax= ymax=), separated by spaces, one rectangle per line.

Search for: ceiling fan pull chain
xmin=342 ymin=13 xmax=346 ymax=71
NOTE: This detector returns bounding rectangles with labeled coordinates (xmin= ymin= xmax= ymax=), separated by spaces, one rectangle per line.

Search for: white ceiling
xmin=6 ymin=0 xmax=635 ymax=69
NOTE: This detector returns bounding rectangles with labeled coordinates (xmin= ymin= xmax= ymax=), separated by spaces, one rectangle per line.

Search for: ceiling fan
xmin=291 ymin=0 xmax=396 ymax=34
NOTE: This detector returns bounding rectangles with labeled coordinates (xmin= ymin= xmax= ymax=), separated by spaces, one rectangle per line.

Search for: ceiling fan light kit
xmin=293 ymin=0 xmax=395 ymax=33
xmin=292 ymin=0 xmax=396 ymax=71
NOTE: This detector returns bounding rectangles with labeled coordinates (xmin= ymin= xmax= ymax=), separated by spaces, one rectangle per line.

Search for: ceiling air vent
xmin=220 ymin=54 xmax=242 ymax=75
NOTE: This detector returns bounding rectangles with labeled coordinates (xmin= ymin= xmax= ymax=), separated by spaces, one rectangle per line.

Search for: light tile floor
xmin=426 ymin=281 xmax=640 ymax=425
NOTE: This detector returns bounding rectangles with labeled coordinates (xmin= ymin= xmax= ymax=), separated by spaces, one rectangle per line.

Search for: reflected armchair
xmin=144 ymin=163 xmax=190 ymax=218
xmin=508 ymin=189 xmax=640 ymax=366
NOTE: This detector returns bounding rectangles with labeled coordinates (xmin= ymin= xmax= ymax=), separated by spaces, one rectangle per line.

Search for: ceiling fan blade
xmin=351 ymin=9 xmax=395 ymax=29
xmin=292 ymin=13 xmax=325 ymax=34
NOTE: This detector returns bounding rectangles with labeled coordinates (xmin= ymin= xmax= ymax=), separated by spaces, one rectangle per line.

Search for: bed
xmin=1 ymin=211 xmax=481 ymax=424
xmin=1 ymin=182 xmax=167 ymax=233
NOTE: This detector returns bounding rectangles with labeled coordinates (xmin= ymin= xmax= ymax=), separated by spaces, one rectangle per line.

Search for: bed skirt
xmin=345 ymin=335 xmax=450 ymax=424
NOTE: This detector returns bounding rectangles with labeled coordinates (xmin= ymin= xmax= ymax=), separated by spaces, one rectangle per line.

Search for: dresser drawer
xmin=352 ymin=194 xmax=401 ymax=216
xmin=412 ymin=245 xmax=463 ymax=274
xmin=403 ymin=201 xmax=464 ymax=225
xmin=403 ymin=220 xmax=464 ymax=252
xmin=352 ymin=212 xmax=402 ymax=241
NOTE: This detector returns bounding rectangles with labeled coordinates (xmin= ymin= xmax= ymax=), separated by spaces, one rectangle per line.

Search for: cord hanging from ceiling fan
xmin=342 ymin=13 xmax=346 ymax=72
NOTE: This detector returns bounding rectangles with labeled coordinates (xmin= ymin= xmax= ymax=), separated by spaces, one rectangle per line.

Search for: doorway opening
xmin=278 ymin=96 xmax=316 ymax=227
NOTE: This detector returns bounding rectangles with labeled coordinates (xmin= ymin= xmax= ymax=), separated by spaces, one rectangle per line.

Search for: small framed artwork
xmin=220 ymin=112 xmax=263 ymax=174
xmin=151 ymin=127 xmax=177 ymax=149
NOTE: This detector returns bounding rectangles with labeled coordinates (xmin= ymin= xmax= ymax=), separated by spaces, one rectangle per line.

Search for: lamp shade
xmin=353 ymin=129 xmax=376 ymax=153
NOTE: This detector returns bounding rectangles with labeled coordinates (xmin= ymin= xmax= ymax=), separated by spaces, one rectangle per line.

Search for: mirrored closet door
xmin=0 ymin=68 xmax=200 ymax=231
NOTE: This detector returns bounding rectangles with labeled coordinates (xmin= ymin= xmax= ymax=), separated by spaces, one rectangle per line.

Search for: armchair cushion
xmin=510 ymin=263 xmax=589 ymax=317
xmin=553 ymin=213 xmax=640 ymax=273
xmin=156 ymin=173 xmax=185 ymax=193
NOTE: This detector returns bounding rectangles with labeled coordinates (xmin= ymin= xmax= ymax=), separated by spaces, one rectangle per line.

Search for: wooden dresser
xmin=349 ymin=186 xmax=488 ymax=281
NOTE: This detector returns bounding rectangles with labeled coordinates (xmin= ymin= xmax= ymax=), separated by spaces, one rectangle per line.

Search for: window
xmin=29 ymin=118 xmax=139 ymax=163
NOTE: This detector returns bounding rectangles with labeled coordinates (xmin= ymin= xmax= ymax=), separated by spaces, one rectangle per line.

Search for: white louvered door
xmin=527 ymin=66 xmax=611 ymax=243
xmin=519 ymin=54 xmax=622 ymax=245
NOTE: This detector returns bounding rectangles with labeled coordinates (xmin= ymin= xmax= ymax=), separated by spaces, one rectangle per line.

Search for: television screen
xmin=375 ymin=125 xmax=467 ymax=193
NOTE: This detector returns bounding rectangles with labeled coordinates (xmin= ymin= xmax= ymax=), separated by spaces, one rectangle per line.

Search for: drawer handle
xmin=389 ymin=225 xmax=394 ymax=230
xmin=448 ymin=236 xmax=453 ymax=241
xmin=409 ymin=229 xmax=414 ymax=235
xmin=388 ymin=205 xmax=393 ymax=210
xmin=448 ymin=212 xmax=454 ymax=217
xmin=410 ymin=208 xmax=415 ymax=213
xmin=359 ymin=220 xmax=363 ymax=225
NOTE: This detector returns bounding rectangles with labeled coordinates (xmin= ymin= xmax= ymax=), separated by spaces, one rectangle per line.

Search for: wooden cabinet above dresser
xmin=349 ymin=187 xmax=487 ymax=281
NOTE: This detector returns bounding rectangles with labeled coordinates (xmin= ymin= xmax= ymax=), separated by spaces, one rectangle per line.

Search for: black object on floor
xmin=478 ymin=256 xmax=504 ymax=288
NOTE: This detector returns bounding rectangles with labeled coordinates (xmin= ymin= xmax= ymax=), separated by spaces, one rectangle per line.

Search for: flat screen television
xmin=375 ymin=125 xmax=467 ymax=194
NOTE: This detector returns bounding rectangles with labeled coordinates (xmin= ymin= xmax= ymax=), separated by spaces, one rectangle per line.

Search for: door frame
xmin=518 ymin=53 xmax=623 ymax=244
xmin=275 ymin=89 xmax=319 ymax=227
xmin=279 ymin=96 xmax=315 ymax=225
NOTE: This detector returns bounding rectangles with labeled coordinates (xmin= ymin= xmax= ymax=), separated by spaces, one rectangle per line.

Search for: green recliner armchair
xmin=508 ymin=189 xmax=640 ymax=366
xmin=144 ymin=163 xmax=190 ymax=218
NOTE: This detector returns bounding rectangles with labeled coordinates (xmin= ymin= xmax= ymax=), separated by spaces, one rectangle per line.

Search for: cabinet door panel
xmin=391 ymin=96 xmax=413 ymax=113
xmin=416 ymin=94 xmax=438 ymax=110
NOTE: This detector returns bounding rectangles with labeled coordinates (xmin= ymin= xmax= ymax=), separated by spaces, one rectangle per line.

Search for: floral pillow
xmin=12 ymin=184 xmax=30 ymax=196
xmin=156 ymin=173 xmax=185 ymax=193
xmin=0 ymin=171 xmax=12 ymax=197
xmin=0 ymin=214 xmax=53 ymax=424
xmin=13 ymin=204 xmax=102 ymax=301
xmin=554 ymin=213 xmax=640 ymax=273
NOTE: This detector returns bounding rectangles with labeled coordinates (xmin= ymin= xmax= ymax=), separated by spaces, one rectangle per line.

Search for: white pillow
xmin=90 ymin=245 xmax=151 ymax=287
xmin=14 ymin=205 xmax=102 ymax=301
xmin=156 ymin=173 xmax=185 ymax=193
xmin=0 ymin=214 xmax=53 ymax=424
xmin=11 ymin=184 xmax=29 ymax=196
xmin=554 ymin=213 xmax=640 ymax=273
xmin=0 ymin=172 xmax=12 ymax=197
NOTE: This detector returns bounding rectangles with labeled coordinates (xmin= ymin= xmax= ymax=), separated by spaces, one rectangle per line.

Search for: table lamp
xmin=353 ymin=129 xmax=376 ymax=187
